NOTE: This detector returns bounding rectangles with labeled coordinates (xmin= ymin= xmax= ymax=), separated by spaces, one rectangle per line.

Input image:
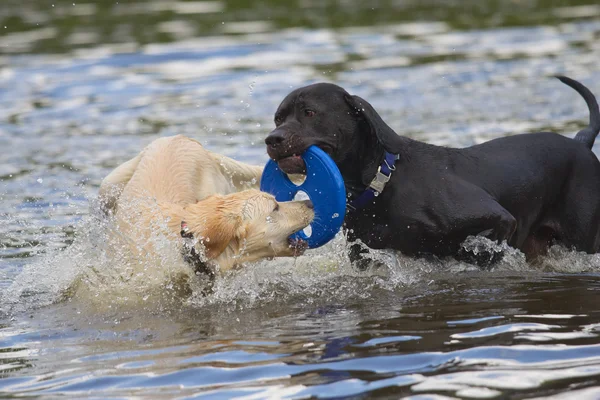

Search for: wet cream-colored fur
xmin=99 ymin=135 xmax=313 ymax=275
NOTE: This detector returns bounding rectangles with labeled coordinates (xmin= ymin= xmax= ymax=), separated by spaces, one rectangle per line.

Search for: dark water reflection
xmin=2 ymin=0 xmax=600 ymax=398
xmin=2 ymin=0 xmax=599 ymax=54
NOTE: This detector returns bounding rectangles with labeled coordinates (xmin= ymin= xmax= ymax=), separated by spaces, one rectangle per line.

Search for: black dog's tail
xmin=556 ymin=75 xmax=600 ymax=149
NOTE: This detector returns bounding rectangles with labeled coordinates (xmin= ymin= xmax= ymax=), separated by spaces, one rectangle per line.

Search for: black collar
xmin=180 ymin=223 xmax=215 ymax=281
xmin=347 ymin=151 xmax=399 ymax=211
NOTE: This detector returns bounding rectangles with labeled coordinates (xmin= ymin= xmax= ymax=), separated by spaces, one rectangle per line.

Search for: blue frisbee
xmin=260 ymin=146 xmax=346 ymax=248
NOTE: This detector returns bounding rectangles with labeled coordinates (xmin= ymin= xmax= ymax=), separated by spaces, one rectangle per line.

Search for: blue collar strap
xmin=347 ymin=151 xmax=399 ymax=211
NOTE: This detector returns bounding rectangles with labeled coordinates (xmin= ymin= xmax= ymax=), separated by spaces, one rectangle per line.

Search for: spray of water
xmin=4 ymin=194 xmax=600 ymax=318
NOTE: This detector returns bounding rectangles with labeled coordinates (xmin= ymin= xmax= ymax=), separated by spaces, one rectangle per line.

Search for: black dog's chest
xmin=345 ymin=217 xmax=384 ymax=249
xmin=345 ymin=207 xmax=386 ymax=234
xmin=344 ymin=199 xmax=402 ymax=250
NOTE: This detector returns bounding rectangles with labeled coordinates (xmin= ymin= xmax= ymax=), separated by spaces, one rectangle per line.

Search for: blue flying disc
xmin=260 ymin=146 xmax=346 ymax=248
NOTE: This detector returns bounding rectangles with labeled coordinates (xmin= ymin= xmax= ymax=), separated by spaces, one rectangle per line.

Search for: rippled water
xmin=2 ymin=0 xmax=600 ymax=398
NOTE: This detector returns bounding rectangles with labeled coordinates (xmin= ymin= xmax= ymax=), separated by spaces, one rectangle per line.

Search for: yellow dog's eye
xmin=273 ymin=203 xmax=280 ymax=212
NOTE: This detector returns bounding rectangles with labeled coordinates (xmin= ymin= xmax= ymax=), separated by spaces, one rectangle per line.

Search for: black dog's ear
xmin=344 ymin=94 xmax=403 ymax=152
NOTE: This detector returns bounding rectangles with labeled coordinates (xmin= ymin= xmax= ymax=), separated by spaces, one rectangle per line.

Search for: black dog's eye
xmin=304 ymin=109 xmax=316 ymax=117
xmin=274 ymin=115 xmax=283 ymax=125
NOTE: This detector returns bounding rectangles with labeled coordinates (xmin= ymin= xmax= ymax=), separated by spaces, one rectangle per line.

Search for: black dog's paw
xmin=348 ymin=242 xmax=383 ymax=271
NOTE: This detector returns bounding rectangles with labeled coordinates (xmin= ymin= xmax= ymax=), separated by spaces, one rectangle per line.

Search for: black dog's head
xmin=265 ymin=83 xmax=400 ymax=181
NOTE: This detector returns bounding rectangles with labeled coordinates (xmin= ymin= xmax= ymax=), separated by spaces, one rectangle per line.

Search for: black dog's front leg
xmin=348 ymin=242 xmax=371 ymax=270
xmin=450 ymin=201 xmax=518 ymax=269
xmin=347 ymin=223 xmax=394 ymax=270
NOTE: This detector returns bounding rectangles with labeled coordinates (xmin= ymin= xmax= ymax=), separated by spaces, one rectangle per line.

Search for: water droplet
xmin=332 ymin=213 xmax=339 ymax=218
xmin=374 ymin=191 xmax=379 ymax=197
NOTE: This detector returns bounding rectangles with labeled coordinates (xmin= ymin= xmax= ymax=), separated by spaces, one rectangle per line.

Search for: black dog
xmin=265 ymin=76 xmax=600 ymax=266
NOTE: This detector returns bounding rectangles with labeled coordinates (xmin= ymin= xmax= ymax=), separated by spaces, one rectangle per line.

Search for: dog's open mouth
xmin=288 ymin=236 xmax=308 ymax=255
xmin=277 ymin=155 xmax=306 ymax=174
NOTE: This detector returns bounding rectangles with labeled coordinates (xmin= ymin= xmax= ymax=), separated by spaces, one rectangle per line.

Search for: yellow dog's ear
xmin=202 ymin=215 xmax=245 ymax=259
xmin=184 ymin=195 xmax=247 ymax=259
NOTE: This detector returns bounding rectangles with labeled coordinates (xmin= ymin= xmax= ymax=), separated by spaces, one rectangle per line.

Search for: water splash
xmin=4 ymin=195 xmax=600 ymax=319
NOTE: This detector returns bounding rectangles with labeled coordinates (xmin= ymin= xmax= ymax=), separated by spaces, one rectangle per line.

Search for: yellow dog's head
xmin=182 ymin=189 xmax=314 ymax=272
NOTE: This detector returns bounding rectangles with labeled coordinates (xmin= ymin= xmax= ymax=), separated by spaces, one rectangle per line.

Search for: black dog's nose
xmin=265 ymin=130 xmax=285 ymax=147
xmin=304 ymin=199 xmax=314 ymax=209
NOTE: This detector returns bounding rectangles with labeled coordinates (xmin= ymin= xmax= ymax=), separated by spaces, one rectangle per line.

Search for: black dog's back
xmin=460 ymin=76 xmax=600 ymax=208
